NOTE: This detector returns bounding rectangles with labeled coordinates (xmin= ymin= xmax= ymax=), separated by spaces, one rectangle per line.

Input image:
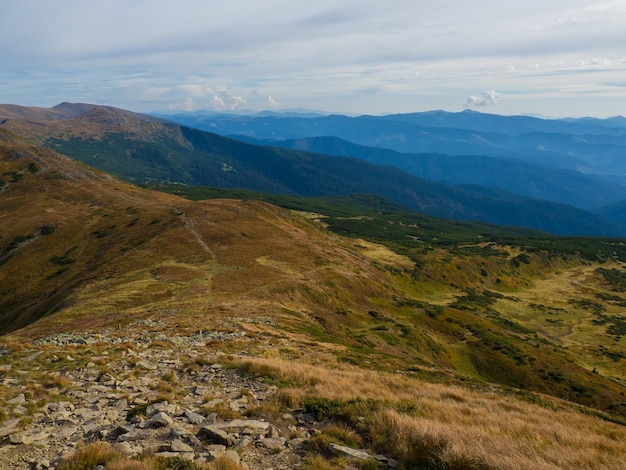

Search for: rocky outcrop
xmin=0 ymin=324 xmax=398 ymax=469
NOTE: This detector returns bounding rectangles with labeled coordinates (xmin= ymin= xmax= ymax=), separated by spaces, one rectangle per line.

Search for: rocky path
xmin=0 ymin=321 xmax=397 ymax=469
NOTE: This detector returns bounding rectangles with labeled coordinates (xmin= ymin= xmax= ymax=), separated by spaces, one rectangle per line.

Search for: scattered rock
xmin=170 ymin=439 xmax=194 ymax=453
xmin=150 ymin=411 xmax=174 ymax=427
xmin=197 ymin=425 xmax=236 ymax=447
xmin=0 ymin=326 xmax=394 ymax=470
xmin=7 ymin=393 xmax=26 ymax=405
xmin=328 ymin=442 xmax=372 ymax=460
xmin=0 ymin=419 xmax=21 ymax=438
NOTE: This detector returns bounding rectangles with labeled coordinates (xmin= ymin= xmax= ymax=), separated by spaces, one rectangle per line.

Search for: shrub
xmin=55 ymin=442 xmax=119 ymax=470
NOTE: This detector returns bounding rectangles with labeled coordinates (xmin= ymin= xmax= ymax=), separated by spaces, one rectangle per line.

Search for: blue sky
xmin=2 ymin=0 xmax=626 ymax=117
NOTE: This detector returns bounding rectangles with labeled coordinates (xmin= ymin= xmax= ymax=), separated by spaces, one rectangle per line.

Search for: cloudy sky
xmin=1 ymin=0 xmax=625 ymax=117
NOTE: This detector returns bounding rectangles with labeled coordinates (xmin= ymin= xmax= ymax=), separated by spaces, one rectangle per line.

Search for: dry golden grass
xmin=236 ymin=357 xmax=626 ymax=470
xmin=55 ymin=441 xmax=248 ymax=470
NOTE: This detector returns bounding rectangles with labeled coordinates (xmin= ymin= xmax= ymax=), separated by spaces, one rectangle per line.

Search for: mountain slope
xmin=1 ymin=103 xmax=623 ymax=236
xmin=241 ymin=135 xmax=626 ymax=210
xmin=1 ymin=128 xmax=626 ymax=470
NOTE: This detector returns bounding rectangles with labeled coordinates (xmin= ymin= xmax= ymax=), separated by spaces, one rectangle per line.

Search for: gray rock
xmin=196 ymin=425 xmax=236 ymax=446
xmin=171 ymin=439 xmax=194 ymax=453
xmin=7 ymin=393 xmax=26 ymax=405
xmin=114 ymin=398 xmax=129 ymax=410
xmin=259 ymin=437 xmax=287 ymax=451
xmin=118 ymin=428 xmax=154 ymax=442
xmin=234 ymin=436 xmax=252 ymax=450
xmin=184 ymin=409 xmax=205 ymax=424
xmin=57 ymin=425 xmax=79 ymax=439
xmin=287 ymin=438 xmax=308 ymax=449
xmin=113 ymin=441 xmax=139 ymax=456
xmin=156 ymin=451 xmax=195 ymax=461
xmin=204 ymin=412 xmax=218 ymax=424
xmin=266 ymin=424 xmax=281 ymax=439
xmin=146 ymin=401 xmax=178 ymax=417
xmin=150 ymin=411 xmax=174 ymax=427
xmin=9 ymin=432 xmax=33 ymax=445
xmin=203 ymin=398 xmax=224 ymax=409
xmin=225 ymin=450 xmax=241 ymax=465
xmin=136 ymin=360 xmax=157 ymax=370
xmin=328 ymin=443 xmax=371 ymax=460
xmin=215 ymin=418 xmax=271 ymax=432
xmin=109 ymin=424 xmax=134 ymax=440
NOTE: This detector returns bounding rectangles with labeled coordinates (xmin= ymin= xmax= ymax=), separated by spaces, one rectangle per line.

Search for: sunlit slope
xmin=1 ymin=128 xmax=624 ymax=419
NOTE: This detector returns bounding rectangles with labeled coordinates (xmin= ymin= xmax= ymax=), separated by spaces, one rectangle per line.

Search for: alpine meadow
xmin=0 ymin=102 xmax=625 ymax=470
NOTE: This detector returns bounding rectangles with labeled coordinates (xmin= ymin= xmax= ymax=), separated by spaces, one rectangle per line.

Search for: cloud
xmin=178 ymin=84 xmax=214 ymax=97
xmin=230 ymin=96 xmax=247 ymax=110
xmin=268 ymin=96 xmax=280 ymax=109
xmin=465 ymin=90 xmax=501 ymax=107
xmin=169 ymin=97 xmax=195 ymax=111
xmin=210 ymin=96 xmax=226 ymax=110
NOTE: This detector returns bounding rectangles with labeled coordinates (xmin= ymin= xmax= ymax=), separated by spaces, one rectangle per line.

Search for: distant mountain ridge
xmin=158 ymin=109 xmax=626 ymax=178
xmin=236 ymin=135 xmax=626 ymax=210
xmin=1 ymin=103 xmax=624 ymax=236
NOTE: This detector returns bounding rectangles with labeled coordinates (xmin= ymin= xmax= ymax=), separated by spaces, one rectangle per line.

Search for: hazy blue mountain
xmin=377 ymin=109 xmax=626 ymax=136
xmin=156 ymin=110 xmax=626 ymax=179
xmin=237 ymin=135 xmax=626 ymax=210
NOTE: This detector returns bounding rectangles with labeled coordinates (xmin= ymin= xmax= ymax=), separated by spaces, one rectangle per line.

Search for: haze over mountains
xmin=2 ymin=103 xmax=626 ymax=236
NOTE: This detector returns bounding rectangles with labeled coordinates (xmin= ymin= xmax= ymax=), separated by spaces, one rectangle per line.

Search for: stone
xmin=225 ymin=450 xmax=241 ymax=465
xmin=112 ymin=441 xmax=135 ymax=456
xmin=136 ymin=360 xmax=157 ymax=370
xmin=196 ymin=425 xmax=236 ymax=446
xmin=114 ymin=398 xmax=129 ymax=409
xmin=328 ymin=443 xmax=371 ymax=461
xmin=184 ymin=409 xmax=205 ymax=424
xmin=57 ymin=425 xmax=80 ymax=439
xmin=118 ymin=428 xmax=154 ymax=442
xmin=259 ymin=437 xmax=287 ymax=451
xmin=146 ymin=401 xmax=178 ymax=417
xmin=266 ymin=424 xmax=281 ymax=439
xmin=7 ymin=393 xmax=26 ymax=405
xmin=214 ymin=418 xmax=271 ymax=432
xmin=150 ymin=411 xmax=174 ymax=427
xmin=156 ymin=451 xmax=195 ymax=461
xmin=171 ymin=439 xmax=194 ymax=453
xmin=287 ymin=438 xmax=308 ymax=449
xmin=203 ymin=398 xmax=224 ymax=408
xmin=0 ymin=419 xmax=21 ymax=438
xmin=9 ymin=433 xmax=33 ymax=445
xmin=204 ymin=412 xmax=218 ymax=424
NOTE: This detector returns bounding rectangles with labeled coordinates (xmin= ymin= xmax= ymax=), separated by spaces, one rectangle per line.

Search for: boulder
xmin=196 ymin=425 xmax=236 ymax=447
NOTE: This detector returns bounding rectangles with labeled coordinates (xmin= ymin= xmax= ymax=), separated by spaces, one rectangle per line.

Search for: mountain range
xmin=1 ymin=103 xmax=625 ymax=236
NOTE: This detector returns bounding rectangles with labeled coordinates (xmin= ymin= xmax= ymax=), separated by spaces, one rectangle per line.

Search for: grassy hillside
xmin=149 ymin=185 xmax=626 ymax=413
xmin=1 ymin=129 xmax=626 ymax=469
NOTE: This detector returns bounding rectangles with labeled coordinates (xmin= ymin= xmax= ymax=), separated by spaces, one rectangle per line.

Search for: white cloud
xmin=178 ymin=84 xmax=214 ymax=97
xmin=169 ymin=97 xmax=195 ymax=111
xmin=268 ymin=96 xmax=280 ymax=109
xmin=465 ymin=90 xmax=501 ymax=108
xmin=210 ymin=96 xmax=226 ymax=110
xmin=230 ymin=96 xmax=247 ymax=110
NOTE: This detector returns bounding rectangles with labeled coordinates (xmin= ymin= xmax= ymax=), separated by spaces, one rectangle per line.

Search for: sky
xmin=1 ymin=0 xmax=625 ymax=117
